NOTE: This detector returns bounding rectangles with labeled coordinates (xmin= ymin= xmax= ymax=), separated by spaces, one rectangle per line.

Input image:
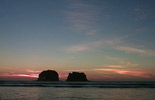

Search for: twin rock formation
xmin=37 ymin=70 xmax=88 ymax=82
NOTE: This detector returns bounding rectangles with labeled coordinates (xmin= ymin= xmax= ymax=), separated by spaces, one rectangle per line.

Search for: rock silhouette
xmin=66 ymin=72 xmax=88 ymax=82
xmin=37 ymin=70 xmax=59 ymax=81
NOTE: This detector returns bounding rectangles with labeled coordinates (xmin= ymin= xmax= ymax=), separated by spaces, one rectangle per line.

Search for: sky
xmin=0 ymin=0 xmax=155 ymax=81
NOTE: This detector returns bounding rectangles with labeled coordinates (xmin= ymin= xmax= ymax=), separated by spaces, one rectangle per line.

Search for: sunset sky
xmin=0 ymin=0 xmax=155 ymax=81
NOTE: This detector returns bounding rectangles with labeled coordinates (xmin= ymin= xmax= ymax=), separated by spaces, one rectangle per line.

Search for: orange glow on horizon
xmin=0 ymin=68 xmax=154 ymax=81
xmin=93 ymin=68 xmax=152 ymax=78
xmin=0 ymin=73 xmax=38 ymax=78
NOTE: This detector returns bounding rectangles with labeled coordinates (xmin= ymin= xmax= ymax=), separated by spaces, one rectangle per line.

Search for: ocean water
xmin=0 ymin=81 xmax=155 ymax=100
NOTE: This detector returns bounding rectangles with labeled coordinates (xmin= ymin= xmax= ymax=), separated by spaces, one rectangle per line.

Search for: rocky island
xmin=37 ymin=70 xmax=59 ymax=81
xmin=66 ymin=72 xmax=88 ymax=82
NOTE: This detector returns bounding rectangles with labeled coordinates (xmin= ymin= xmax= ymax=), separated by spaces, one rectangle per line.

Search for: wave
xmin=0 ymin=81 xmax=155 ymax=88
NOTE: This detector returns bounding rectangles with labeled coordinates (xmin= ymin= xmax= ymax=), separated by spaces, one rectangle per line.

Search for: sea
xmin=0 ymin=81 xmax=155 ymax=100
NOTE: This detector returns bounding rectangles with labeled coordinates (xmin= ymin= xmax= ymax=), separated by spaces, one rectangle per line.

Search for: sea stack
xmin=66 ymin=72 xmax=88 ymax=82
xmin=37 ymin=70 xmax=59 ymax=81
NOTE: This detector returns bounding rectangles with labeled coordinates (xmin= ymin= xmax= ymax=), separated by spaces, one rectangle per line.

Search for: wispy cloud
xmin=87 ymin=29 xmax=99 ymax=35
xmin=66 ymin=38 xmax=121 ymax=52
xmin=105 ymin=65 xmax=124 ymax=68
xmin=67 ymin=45 xmax=88 ymax=52
xmin=106 ymin=56 xmax=139 ymax=67
xmin=26 ymin=69 xmax=41 ymax=73
xmin=115 ymin=46 xmax=145 ymax=53
xmin=65 ymin=0 xmax=102 ymax=35
xmin=97 ymin=64 xmax=125 ymax=69
xmin=66 ymin=36 xmax=155 ymax=56
xmin=0 ymin=69 xmax=41 ymax=79
xmin=63 ymin=69 xmax=87 ymax=72
xmin=0 ymin=73 xmax=38 ymax=78
xmin=115 ymin=46 xmax=155 ymax=56
xmin=93 ymin=68 xmax=153 ymax=78
xmin=134 ymin=7 xmax=154 ymax=20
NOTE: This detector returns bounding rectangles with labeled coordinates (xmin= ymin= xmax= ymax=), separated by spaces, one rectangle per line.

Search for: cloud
xmin=87 ymin=29 xmax=99 ymax=35
xmin=26 ymin=69 xmax=41 ymax=73
xmin=134 ymin=7 xmax=154 ymax=20
xmin=0 ymin=69 xmax=41 ymax=79
xmin=91 ymin=39 xmax=122 ymax=47
xmin=67 ymin=45 xmax=88 ymax=52
xmin=64 ymin=69 xmax=86 ymax=72
xmin=0 ymin=73 xmax=38 ymax=78
xmin=67 ymin=2 xmax=96 ymax=9
xmin=65 ymin=0 xmax=101 ymax=35
xmin=66 ymin=36 xmax=155 ymax=56
xmin=115 ymin=46 xmax=145 ymax=53
xmin=97 ymin=64 xmax=125 ymax=68
xmin=105 ymin=65 xmax=124 ymax=68
xmin=126 ymin=61 xmax=139 ymax=67
xmin=115 ymin=46 xmax=155 ymax=56
xmin=93 ymin=68 xmax=153 ymax=78
xmin=66 ymin=38 xmax=121 ymax=52
xmin=106 ymin=56 xmax=140 ymax=67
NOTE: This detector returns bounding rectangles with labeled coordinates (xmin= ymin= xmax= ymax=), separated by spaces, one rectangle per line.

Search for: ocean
xmin=0 ymin=81 xmax=155 ymax=100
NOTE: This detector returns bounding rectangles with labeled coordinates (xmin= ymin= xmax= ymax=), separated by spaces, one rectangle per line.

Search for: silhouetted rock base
xmin=37 ymin=70 xmax=59 ymax=81
xmin=66 ymin=72 xmax=88 ymax=82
